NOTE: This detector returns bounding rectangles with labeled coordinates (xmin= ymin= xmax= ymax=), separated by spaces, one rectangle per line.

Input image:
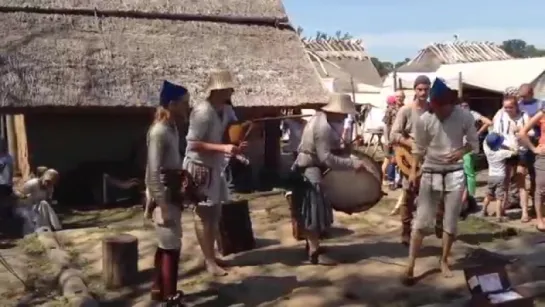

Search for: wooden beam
xmin=458 ymin=71 xmax=464 ymax=99
xmin=5 ymin=115 xmax=19 ymax=175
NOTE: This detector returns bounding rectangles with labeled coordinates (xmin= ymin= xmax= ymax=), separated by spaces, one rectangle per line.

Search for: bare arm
xmin=520 ymin=110 xmax=544 ymax=152
xmin=477 ymin=115 xmax=492 ymax=135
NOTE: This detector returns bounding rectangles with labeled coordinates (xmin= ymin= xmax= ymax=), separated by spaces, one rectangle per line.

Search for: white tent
xmin=435 ymin=57 xmax=545 ymax=97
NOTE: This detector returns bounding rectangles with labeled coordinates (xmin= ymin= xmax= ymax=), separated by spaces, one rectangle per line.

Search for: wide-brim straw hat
xmin=321 ymin=93 xmax=357 ymax=115
xmin=204 ymin=69 xmax=236 ymax=95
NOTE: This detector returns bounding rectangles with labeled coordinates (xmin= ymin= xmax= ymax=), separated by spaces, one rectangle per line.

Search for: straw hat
xmin=321 ymin=93 xmax=357 ymax=115
xmin=204 ymin=69 xmax=236 ymax=95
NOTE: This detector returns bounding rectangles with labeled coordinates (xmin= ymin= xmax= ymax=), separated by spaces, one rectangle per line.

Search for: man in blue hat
xmin=403 ymin=78 xmax=479 ymax=285
xmin=146 ymin=80 xmax=190 ymax=305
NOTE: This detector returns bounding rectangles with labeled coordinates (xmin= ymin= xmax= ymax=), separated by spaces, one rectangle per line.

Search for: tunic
xmin=389 ymin=104 xmax=428 ymax=189
xmin=293 ymin=111 xmax=354 ymax=232
xmin=146 ymin=121 xmax=183 ymax=250
xmin=412 ymin=106 xmax=479 ymax=235
xmin=17 ymin=178 xmax=61 ymax=233
xmin=184 ymin=101 xmax=230 ymax=223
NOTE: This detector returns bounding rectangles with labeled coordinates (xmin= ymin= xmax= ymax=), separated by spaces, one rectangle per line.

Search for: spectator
xmin=0 ymin=140 xmax=14 ymax=218
xmin=460 ymin=101 xmax=492 ymax=197
xmin=492 ymin=96 xmax=531 ymax=222
xmin=481 ymin=133 xmax=517 ymax=221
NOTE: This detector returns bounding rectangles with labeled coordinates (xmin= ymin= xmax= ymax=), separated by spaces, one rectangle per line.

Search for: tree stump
xmin=102 ymin=234 xmax=138 ymax=289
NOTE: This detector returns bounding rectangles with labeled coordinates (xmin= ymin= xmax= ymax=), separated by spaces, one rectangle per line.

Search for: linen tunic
xmin=146 ymin=121 xmax=183 ymax=250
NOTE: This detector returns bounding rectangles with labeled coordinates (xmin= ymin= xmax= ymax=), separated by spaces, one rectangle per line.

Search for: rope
xmin=0 ymin=250 xmax=29 ymax=289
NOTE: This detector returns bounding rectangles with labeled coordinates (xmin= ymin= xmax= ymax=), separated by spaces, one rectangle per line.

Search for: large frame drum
xmin=322 ymin=152 xmax=383 ymax=214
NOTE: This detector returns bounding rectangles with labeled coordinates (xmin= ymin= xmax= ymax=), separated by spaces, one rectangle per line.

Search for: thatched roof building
xmin=397 ymin=41 xmax=513 ymax=73
xmin=0 ymin=0 xmax=328 ymax=110
xmin=303 ymin=38 xmax=382 ymax=92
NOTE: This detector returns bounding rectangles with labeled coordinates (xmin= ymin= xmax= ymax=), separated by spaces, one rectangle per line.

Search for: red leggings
xmin=151 ymin=248 xmax=180 ymax=301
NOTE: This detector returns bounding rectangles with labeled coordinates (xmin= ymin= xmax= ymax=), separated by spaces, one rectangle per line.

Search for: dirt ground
xmin=49 ymin=186 xmax=524 ymax=307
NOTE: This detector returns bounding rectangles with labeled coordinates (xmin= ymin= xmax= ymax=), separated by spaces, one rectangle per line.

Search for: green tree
xmin=501 ymin=39 xmax=545 ymax=58
xmin=371 ymin=57 xmax=393 ymax=77
xmin=394 ymin=58 xmax=411 ymax=69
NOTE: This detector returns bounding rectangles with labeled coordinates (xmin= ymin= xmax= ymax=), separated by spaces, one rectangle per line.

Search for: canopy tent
xmin=435 ymin=57 xmax=545 ymax=97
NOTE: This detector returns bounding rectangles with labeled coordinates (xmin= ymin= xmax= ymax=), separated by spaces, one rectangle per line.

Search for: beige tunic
xmin=146 ymin=121 xmax=183 ymax=250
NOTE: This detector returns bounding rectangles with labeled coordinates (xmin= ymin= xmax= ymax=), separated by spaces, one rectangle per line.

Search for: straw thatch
xmin=397 ymin=41 xmax=513 ymax=73
xmin=303 ymin=38 xmax=382 ymax=90
xmin=0 ymin=1 xmax=328 ymax=108
xmin=1 ymin=0 xmax=286 ymax=18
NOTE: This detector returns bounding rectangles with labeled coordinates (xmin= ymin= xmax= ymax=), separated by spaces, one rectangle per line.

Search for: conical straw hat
xmin=205 ymin=69 xmax=236 ymax=94
xmin=321 ymin=93 xmax=357 ymax=115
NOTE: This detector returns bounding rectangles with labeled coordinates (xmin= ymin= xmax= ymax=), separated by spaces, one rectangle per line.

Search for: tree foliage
xmin=500 ymin=39 xmax=545 ymax=58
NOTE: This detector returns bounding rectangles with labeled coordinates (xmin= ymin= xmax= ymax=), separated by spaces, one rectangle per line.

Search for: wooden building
xmin=396 ymin=41 xmax=513 ymax=73
xmin=0 ymin=0 xmax=328 ymax=203
xmin=303 ymin=38 xmax=382 ymax=93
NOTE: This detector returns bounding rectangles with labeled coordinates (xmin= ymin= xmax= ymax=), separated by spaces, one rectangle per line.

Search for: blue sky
xmin=283 ymin=0 xmax=545 ymax=62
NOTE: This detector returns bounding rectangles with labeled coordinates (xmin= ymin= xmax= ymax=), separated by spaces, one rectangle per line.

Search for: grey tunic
xmin=146 ymin=121 xmax=183 ymax=250
xmin=412 ymin=106 xmax=479 ymax=235
xmin=184 ymin=101 xmax=229 ymax=208
xmin=295 ymin=111 xmax=354 ymax=174
xmin=293 ymin=111 xmax=354 ymax=232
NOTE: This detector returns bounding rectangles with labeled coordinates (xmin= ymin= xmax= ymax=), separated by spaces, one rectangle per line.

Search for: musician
xmin=146 ymin=80 xmax=190 ymax=305
xmin=403 ymin=78 xmax=479 ymax=284
xmin=390 ymin=75 xmax=431 ymax=246
xmin=184 ymin=69 xmax=245 ymax=276
xmin=292 ymin=93 xmax=367 ymax=265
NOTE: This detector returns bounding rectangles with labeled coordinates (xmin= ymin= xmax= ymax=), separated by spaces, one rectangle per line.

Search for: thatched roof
xmin=303 ymin=39 xmax=382 ymax=91
xmin=397 ymin=41 xmax=513 ymax=73
xmin=0 ymin=0 xmax=328 ymax=109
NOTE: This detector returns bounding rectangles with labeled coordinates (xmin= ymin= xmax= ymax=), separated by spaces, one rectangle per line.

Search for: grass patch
xmin=458 ymin=216 xmax=519 ymax=246
xmin=60 ymin=205 xmax=143 ymax=229
xmin=17 ymin=233 xmax=46 ymax=256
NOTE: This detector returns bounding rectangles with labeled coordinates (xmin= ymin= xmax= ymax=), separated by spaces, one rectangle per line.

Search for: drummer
xmin=390 ymin=75 xmax=431 ymax=246
xmin=403 ymin=78 xmax=479 ymax=284
xmin=292 ymin=93 xmax=367 ymax=265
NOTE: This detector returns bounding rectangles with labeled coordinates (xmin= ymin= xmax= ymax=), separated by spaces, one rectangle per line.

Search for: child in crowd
xmin=481 ymin=133 xmax=517 ymax=221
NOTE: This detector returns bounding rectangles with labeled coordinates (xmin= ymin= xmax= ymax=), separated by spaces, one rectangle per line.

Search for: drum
xmin=393 ymin=144 xmax=420 ymax=177
xmin=351 ymin=150 xmax=382 ymax=183
xmin=217 ymin=199 xmax=256 ymax=256
xmin=322 ymin=152 xmax=383 ymax=214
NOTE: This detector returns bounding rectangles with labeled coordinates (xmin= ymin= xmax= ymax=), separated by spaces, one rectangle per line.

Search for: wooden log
xmin=102 ymin=233 xmax=138 ymax=289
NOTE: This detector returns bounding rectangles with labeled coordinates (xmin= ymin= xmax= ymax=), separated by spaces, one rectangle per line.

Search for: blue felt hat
xmin=159 ymin=80 xmax=188 ymax=107
xmin=485 ymin=132 xmax=505 ymax=151
xmin=429 ymin=78 xmax=451 ymax=103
